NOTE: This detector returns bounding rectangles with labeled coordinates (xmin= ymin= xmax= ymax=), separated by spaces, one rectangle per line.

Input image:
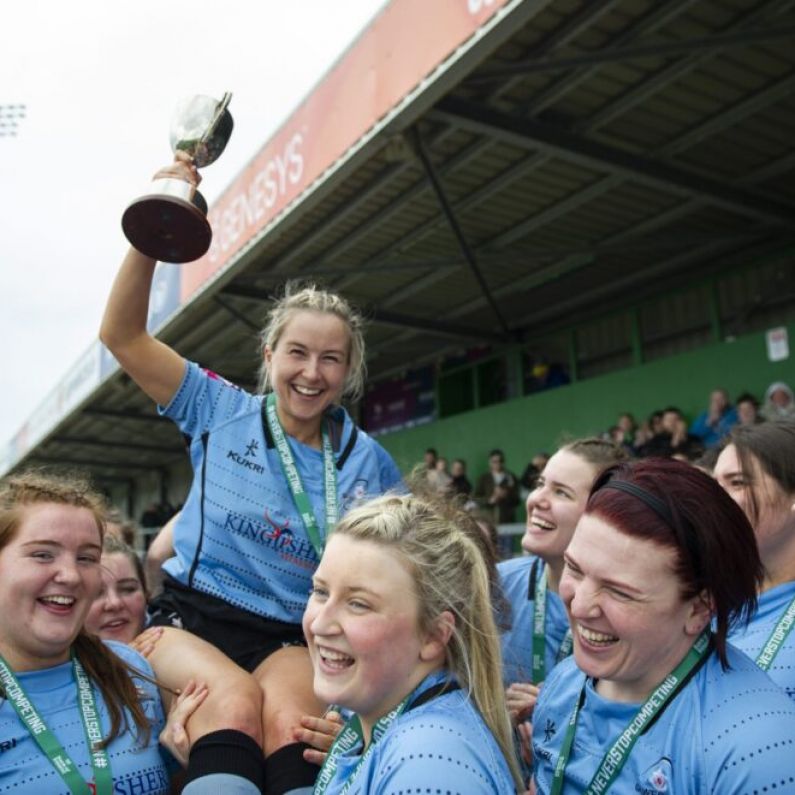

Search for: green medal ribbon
xmin=265 ymin=393 xmax=338 ymax=558
xmin=532 ymin=562 xmax=573 ymax=684
xmin=549 ymin=630 xmax=711 ymax=795
xmin=0 ymin=651 xmax=113 ymax=795
xmin=755 ymin=593 xmax=795 ymax=671
xmin=313 ymin=694 xmax=411 ymax=795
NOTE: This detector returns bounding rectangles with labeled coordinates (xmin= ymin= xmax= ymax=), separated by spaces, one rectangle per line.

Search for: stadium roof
xmin=3 ymin=0 xmax=795 ymax=487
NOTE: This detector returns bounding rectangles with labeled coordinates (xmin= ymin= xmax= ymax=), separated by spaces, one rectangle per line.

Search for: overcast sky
xmin=0 ymin=0 xmax=384 ymax=450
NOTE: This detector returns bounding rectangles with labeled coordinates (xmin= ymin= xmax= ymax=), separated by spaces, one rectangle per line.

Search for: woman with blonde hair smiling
xmin=304 ymin=493 xmax=523 ymax=793
xmin=101 ymin=153 xmax=403 ymax=795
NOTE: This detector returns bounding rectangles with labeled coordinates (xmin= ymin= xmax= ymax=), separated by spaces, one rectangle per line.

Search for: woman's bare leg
xmin=139 ymin=626 xmax=264 ymax=744
xmin=254 ymin=645 xmax=325 ymax=793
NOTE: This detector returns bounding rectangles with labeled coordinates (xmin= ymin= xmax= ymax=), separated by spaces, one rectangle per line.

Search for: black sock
xmin=264 ymin=742 xmax=318 ymax=795
xmin=184 ymin=729 xmax=265 ymax=791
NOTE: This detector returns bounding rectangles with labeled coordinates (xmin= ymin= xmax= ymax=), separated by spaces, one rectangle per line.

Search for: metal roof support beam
xmin=306 ymin=135 xmax=496 ymax=271
xmin=221 ymin=284 xmax=501 ymax=342
xmin=659 ymin=73 xmax=795 ymax=157
xmin=326 ymin=3 xmax=622 ymax=295
xmin=373 ymin=310 xmax=505 ymax=343
xmin=27 ymin=456 xmax=157 ymax=471
xmin=523 ymin=0 xmax=701 ymax=115
xmin=408 ymin=126 xmax=511 ymax=339
xmin=367 ymin=236 xmax=777 ymax=383
xmin=83 ymin=409 xmax=171 ymax=423
xmin=50 ymin=437 xmax=186 ymax=455
xmin=470 ymin=24 xmax=795 ymax=83
xmin=213 ymin=295 xmax=261 ymax=332
xmin=579 ymin=0 xmax=794 ymax=133
xmin=431 ymin=97 xmax=795 ymax=227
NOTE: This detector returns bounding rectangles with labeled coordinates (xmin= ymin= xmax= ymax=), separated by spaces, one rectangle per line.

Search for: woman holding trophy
xmin=101 ymin=137 xmax=403 ymax=793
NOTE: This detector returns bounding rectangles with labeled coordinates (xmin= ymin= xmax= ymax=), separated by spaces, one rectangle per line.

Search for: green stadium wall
xmin=377 ymin=323 xmax=795 ymax=488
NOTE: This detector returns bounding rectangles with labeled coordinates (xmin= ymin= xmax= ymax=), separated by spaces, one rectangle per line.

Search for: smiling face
xmin=303 ymin=534 xmax=444 ymax=739
xmin=521 ymin=449 xmax=598 ymax=563
xmin=84 ymin=552 xmax=147 ymax=644
xmin=0 ymin=503 xmax=103 ymax=671
xmin=714 ymin=444 xmax=795 ymax=568
xmin=264 ymin=309 xmax=351 ymax=441
xmin=560 ymin=514 xmax=710 ymax=703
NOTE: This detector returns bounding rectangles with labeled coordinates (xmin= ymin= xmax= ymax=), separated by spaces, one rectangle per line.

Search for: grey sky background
xmin=0 ymin=0 xmax=383 ymax=450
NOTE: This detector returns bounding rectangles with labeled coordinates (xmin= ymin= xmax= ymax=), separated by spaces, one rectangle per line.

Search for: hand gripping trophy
xmin=122 ymin=93 xmax=233 ymax=263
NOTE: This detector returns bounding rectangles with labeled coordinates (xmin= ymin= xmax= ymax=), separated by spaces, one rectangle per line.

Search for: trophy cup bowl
xmin=122 ymin=93 xmax=233 ymax=263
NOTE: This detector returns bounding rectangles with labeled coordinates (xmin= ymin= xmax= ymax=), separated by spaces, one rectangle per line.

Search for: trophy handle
xmin=122 ymin=178 xmax=211 ymax=263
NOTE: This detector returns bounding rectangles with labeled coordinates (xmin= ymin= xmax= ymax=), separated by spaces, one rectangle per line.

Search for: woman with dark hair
xmin=715 ymin=421 xmax=795 ymax=700
xmin=500 ymin=439 xmax=627 ymax=721
xmin=532 ymin=458 xmax=795 ymax=794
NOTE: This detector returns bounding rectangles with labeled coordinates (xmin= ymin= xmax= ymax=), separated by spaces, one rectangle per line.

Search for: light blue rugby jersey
xmin=728 ymin=580 xmax=795 ymax=702
xmin=498 ymin=555 xmax=571 ymax=686
xmin=160 ymin=362 xmax=403 ymax=624
xmin=532 ymin=644 xmax=795 ymax=795
xmin=321 ymin=671 xmax=517 ymax=794
xmin=0 ymin=642 xmax=169 ymax=795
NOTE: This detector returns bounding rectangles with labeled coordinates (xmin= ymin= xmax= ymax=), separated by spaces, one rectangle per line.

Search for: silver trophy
xmin=122 ymin=93 xmax=233 ymax=263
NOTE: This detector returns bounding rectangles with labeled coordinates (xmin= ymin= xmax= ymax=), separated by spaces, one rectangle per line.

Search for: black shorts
xmin=148 ymin=574 xmax=306 ymax=673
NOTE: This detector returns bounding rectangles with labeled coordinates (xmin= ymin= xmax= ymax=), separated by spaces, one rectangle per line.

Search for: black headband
xmin=600 ymin=480 xmax=702 ymax=576
xmin=601 ymin=480 xmax=675 ymax=526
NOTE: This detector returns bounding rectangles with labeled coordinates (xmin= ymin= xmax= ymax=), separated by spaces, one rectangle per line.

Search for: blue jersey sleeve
xmin=373 ymin=441 xmax=404 ymax=493
xmin=499 ymin=556 xmax=571 ymax=687
xmin=728 ymin=581 xmax=795 ymax=702
xmin=158 ymin=361 xmax=259 ymax=439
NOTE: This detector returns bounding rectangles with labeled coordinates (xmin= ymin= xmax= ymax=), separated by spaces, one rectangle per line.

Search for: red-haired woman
xmin=532 ymin=458 xmax=795 ymax=794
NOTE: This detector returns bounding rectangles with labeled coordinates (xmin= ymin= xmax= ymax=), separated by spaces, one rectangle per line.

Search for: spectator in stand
xmin=140 ymin=502 xmax=162 ymax=530
xmin=633 ymin=410 xmax=663 ymax=451
xmin=520 ymin=453 xmax=551 ymax=498
xmin=636 ymin=407 xmax=680 ymax=458
xmin=669 ymin=414 xmax=705 ymax=462
xmin=105 ymin=508 xmax=139 ymax=547
xmin=761 ymin=381 xmax=795 ymax=422
xmin=422 ymin=448 xmax=438 ymax=471
xmin=736 ymin=392 xmax=762 ymax=426
xmin=690 ymin=388 xmax=738 ymax=448
xmin=427 ymin=457 xmax=453 ymax=494
xmin=605 ymin=425 xmax=635 ymax=457
xmin=617 ymin=412 xmax=636 ymax=447
xmin=449 ymin=458 xmax=473 ymax=500
xmin=474 ymin=449 xmax=520 ymax=524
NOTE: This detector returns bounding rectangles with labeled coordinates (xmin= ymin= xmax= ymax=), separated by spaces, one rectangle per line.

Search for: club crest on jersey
xmin=637 ymin=757 xmax=672 ymax=794
xmin=342 ymin=478 xmax=369 ymax=511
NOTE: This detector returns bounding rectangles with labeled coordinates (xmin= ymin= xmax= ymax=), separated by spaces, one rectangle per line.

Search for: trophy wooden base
xmin=122 ymin=180 xmax=212 ymax=263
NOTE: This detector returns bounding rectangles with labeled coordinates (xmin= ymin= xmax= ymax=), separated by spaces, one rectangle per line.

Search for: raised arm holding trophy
xmin=101 ymin=92 xmax=405 ymax=795
xmin=121 ymin=92 xmax=233 ymax=264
